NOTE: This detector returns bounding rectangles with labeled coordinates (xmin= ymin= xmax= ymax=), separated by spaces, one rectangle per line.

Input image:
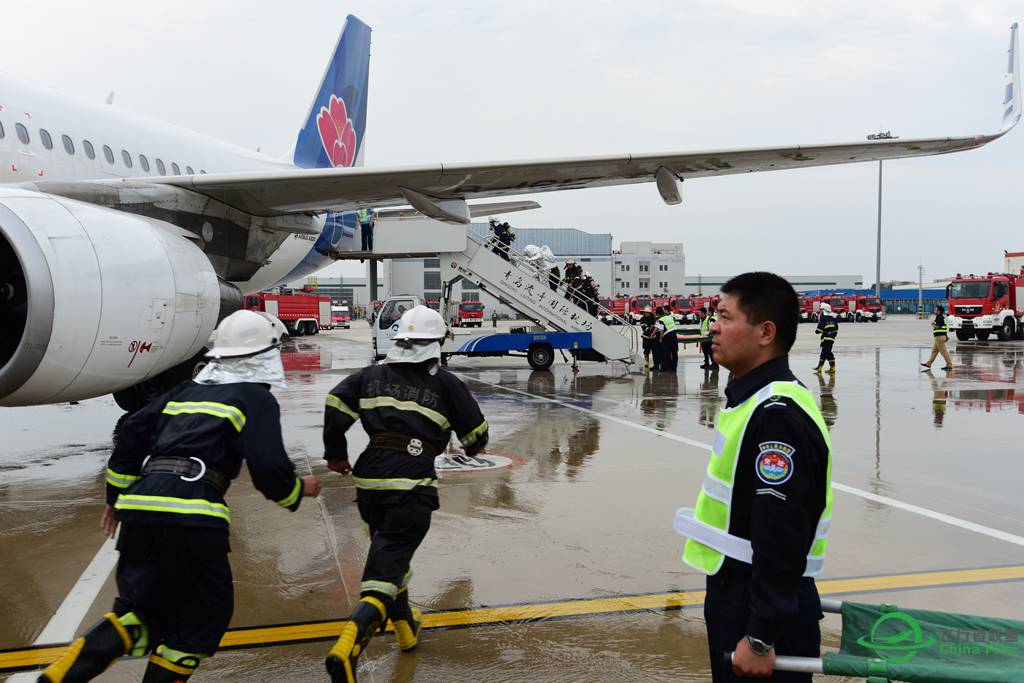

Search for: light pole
xmin=866 ymin=130 xmax=898 ymax=297
xmin=917 ymin=264 xmax=925 ymax=317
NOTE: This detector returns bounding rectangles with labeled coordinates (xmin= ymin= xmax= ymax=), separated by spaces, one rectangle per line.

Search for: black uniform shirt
xmin=933 ymin=313 xmax=946 ymax=336
xmin=324 ymin=360 xmax=488 ymax=502
xmin=722 ymin=355 xmax=828 ymax=643
xmin=106 ymin=381 xmax=302 ymax=530
xmin=815 ymin=314 xmax=838 ymax=341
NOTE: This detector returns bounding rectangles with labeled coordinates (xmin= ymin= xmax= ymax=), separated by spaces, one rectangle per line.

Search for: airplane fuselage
xmin=0 ymin=71 xmax=342 ymax=293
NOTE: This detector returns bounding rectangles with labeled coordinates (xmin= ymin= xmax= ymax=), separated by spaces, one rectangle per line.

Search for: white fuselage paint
xmin=0 ymin=72 xmax=336 ymax=294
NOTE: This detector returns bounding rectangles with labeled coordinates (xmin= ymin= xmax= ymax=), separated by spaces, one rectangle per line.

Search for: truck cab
xmin=452 ymin=301 xmax=485 ymax=327
xmin=851 ymin=295 xmax=885 ymax=322
xmin=372 ymin=295 xmax=424 ymax=360
xmin=669 ymin=296 xmax=696 ymax=324
xmin=628 ymin=296 xmax=653 ymax=322
xmin=947 ymin=273 xmax=1024 ymax=341
xmin=331 ymin=304 xmax=351 ymax=329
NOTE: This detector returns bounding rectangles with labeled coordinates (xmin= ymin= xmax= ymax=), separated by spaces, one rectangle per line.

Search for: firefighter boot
xmin=812 ymin=361 xmax=824 ymax=374
xmin=38 ymin=613 xmax=132 ymax=683
xmin=826 ymin=360 xmax=836 ymax=375
xmin=390 ymin=589 xmax=422 ymax=652
xmin=141 ymin=646 xmax=205 ymax=682
xmin=325 ymin=597 xmax=387 ymax=683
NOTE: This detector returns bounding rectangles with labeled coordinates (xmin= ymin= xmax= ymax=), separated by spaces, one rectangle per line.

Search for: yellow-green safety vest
xmin=675 ymin=380 xmax=833 ymax=577
xmin=933 ymin=317 xmax=948 ymax=336
xmin=659 ymin=314 xmax=678 ymax=332
xmin=699 ymin=315 xmax=715 ymax=336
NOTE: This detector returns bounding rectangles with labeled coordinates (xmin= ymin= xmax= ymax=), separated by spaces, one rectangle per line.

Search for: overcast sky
xmin=5 ymin=1 xmax=1021 ymax=284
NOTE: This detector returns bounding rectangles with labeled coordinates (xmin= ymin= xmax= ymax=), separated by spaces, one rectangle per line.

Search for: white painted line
xmin=460 ymin=372 xmax=1024 ymax=549
xmin=34 ymin=535 xmax=118 ymax=643
xmin=7 ymin=535 xmax=119 ymax=681
xmin=831 ymin=482 xmax=1024 ymax=548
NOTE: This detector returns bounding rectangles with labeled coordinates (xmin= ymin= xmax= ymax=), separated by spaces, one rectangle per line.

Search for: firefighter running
xmin=39 ymin=311 xmax=321 ymax=683
xmin=322 ymin=305 xmax=489 ymax=683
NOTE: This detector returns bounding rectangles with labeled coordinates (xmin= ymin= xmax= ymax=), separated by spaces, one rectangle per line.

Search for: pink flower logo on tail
xmin=316 ymin=94 xmax=357 ymax=168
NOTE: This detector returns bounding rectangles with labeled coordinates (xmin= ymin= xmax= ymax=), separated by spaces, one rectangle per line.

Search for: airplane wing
xmin=37 ymin=23 xmax=1024 ymax=225
xmin=139 ymin=21 xmax=1018 ymax=223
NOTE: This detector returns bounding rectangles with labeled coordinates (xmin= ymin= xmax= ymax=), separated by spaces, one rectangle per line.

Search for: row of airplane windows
xmin=0 ymin=120 xmax=206 ymax=176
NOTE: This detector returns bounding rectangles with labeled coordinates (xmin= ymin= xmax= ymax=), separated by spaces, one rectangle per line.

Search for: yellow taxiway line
xmin=3 ymin=564 xmax=1022 ymax=673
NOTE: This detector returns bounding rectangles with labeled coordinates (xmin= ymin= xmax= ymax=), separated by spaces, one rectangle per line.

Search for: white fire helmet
xmin=254 ymin=312 xmax=289 ymax=340
xmin=393 ymin=305 xmax=447 ymax=341
xmin=206 ymin=310 xmax=282 ymax=358
xmin=819 ymin=303 xmax=832 ymax=314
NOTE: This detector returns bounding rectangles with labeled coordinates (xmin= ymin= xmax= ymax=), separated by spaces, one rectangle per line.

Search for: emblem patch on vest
xmin=755 ymin=441 xmax=794 ymax=485
xmin=407 ymin=438 xmax=424 ymax=456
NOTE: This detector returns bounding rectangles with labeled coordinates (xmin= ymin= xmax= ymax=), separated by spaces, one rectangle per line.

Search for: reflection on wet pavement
xmin=1 ymin=319 xmax=1022 ymax=681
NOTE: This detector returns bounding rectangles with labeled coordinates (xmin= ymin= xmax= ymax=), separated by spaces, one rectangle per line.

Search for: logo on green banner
xmin=857 ymin=611 xmax=936 ymax=663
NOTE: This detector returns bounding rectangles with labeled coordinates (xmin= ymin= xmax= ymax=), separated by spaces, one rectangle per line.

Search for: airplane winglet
xmin=1000 ymin=22 xmax=1020 ymax=134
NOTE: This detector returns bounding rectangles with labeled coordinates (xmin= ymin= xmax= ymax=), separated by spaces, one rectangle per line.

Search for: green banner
xmin=823 ymin=601 xmax=1023 ymax=682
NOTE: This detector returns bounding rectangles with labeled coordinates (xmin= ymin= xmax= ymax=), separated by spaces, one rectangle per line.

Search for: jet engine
xmin=0 ymin=188 xmax=229 ymax=407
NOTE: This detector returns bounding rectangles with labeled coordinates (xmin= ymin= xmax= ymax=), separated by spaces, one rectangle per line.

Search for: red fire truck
xmin=244 ymin=289 xmax=332 ymax=336
xmin=669 ymin=296 xmax=697 ymax=323
xmin=807 ymin=294 xmax=854 ymax=321
xmin=799 ymin=294 xmax=814 ymax=322
xmin=451 ymin=300 xmax=485 ymax=327
xmin=628 ymin=295 xmax=654 ymax=321
xmin=946 ymin=272 xmax=1024 ymax=341
xmin=849 ymin=294 xmax=886 ymax=322
xmin=598 ymin=297 xmax=628 ymax=325
xmin=690 ymin=295 xmax=721 ymax=317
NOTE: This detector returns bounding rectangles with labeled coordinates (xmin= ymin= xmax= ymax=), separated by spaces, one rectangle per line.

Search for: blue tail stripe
xmin=293 ymin=15 xmax=371 ymax=169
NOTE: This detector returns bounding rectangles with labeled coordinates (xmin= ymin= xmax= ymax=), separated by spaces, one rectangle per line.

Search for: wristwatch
xmin=746 ymin=635 xmax=774 ymax=655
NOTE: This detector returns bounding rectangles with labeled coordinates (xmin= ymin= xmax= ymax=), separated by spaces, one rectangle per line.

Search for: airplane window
xmin=186 ymin=166 xmax=194 ymax=175
xmin=83 ymin=140 xmax=95 ymax=160
xmin=171 ymin=162 xmax=180 ymax=175
xmin=121 ymin=150 xmax=133 ymax=168
xmin=0 ymin=121 xmax=4 ymax=139
xmin=139 ymin=154 xmax=150 ymax=172
xmin=40 ymin=129 xmax=53 ymax=150
xmin=156 ymin=158 xmax=166 ymax=175
xmin=103 ymin=145 xmax=114 ymax=164
xmin=16 ymin=123 xmax=29 ymax=144
xmin=62 ymin=135 xmax=75 ymax=155
xmin=199 ymin=169 xmax=207 ymax=174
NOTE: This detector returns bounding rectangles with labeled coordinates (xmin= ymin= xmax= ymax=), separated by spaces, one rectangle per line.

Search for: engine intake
xmin=0 ymin=188 xmax=222 ymax=406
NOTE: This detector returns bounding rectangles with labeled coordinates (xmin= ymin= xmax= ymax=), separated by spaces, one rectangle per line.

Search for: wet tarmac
xmin=2 ymin=317 xmax=1023 ymax=681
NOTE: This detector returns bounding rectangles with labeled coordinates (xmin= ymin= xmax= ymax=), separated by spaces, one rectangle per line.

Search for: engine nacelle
xmin=0 ymin=188 xmax=222 ymax=406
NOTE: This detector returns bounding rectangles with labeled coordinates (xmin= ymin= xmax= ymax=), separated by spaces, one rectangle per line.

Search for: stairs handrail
xmin=471 ymin=233 xmax=640 ymax=355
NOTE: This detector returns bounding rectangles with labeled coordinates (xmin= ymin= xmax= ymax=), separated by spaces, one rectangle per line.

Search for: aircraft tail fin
xmin=293 ymin=15 xmax=371 ymax=169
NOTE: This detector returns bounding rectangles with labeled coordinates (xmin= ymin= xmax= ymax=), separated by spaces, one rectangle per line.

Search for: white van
xmin=371 ymin=296 xmax=424 ymax=360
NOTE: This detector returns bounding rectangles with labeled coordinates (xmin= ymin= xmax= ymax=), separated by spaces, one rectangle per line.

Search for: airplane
xmin=0 ymin=16 xmax=1019 ymax=410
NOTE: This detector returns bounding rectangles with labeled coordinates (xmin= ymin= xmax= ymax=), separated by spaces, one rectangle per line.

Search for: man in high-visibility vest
xmin=921 ymin=304 xmax=954 ymax=371
xmin=674 ymin=272 xmax=832 ymax=681
xmin=358 ymin=207 xmax=375 ymax=254
xmin=698 ymin=307 xmax=718 ymax=370
xmin=655 ymin=306 xmax=680 ymax=371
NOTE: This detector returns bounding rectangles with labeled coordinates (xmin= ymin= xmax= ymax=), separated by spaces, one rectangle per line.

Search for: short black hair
xmin=720 ymin=272 xmax=799 ymax=353
xmin=935 ymin=304 xmax=944 ymax=313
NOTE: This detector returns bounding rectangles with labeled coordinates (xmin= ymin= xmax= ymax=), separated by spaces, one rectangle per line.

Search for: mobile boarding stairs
xmin=346 ymin=215 xmax=644 ymax=368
